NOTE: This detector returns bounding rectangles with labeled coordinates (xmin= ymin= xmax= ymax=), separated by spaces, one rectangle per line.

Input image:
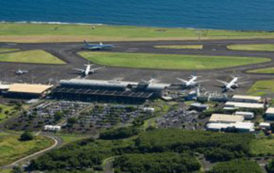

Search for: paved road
xmin=0 ymin=39 xmax=273 ymax=94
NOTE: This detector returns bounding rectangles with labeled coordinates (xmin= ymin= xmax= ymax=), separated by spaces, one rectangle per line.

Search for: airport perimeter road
xmin=0 ymin=39 xmax=273 ymax=94
xmin=2 ymin=132 xmax=62 ymax=170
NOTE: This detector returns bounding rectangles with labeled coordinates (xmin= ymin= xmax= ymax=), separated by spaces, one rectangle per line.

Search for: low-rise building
xmin=206 ymin=122 xmax=254 ymax=132
xmin=232 ymin=95 xmax=262 ymax=103
xmin=259 ymin=122 xmax=271 ymax=130
xmin=190 ymin=103 xmax=209 ymax=111
xmin=44 ymin=125 xmax=61 ymax=131
xmin=225 ymin=101 xmax=264 ymax=110
xmin=209 ymin=114 xmax=244 ymax=123
xmin=265 ymin=107 xmax=274 ymax=120
xmin=235 ymin=111 xmax=254 ymax=120
xmin=4 ymin=83 xmax=53 ymax=98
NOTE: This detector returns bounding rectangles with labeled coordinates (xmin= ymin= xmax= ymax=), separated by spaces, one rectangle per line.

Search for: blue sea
xmin=1 ymin=0 xmax=274 ymax=31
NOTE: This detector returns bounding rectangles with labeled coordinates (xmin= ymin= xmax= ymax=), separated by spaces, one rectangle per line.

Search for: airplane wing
xmin=89 ymin=67 xmax=103 ymax=72
xmin=177 ymin=78 xmax=188 ymax=84
xmin=74 ymin=68 xmax=84 ymax=72
xmin=216 ymin=80 xmax=228 ymax=85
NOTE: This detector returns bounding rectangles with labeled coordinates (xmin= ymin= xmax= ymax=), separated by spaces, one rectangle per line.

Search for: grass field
xmin=228 ymin=44 xmax=274 ymax=51
xmin=248 ymin=67 xmax=274 ymax=74
xmin=79 ymin=52 xmax=270 ymax=70
xmin=2 ymin=23 xmax=274 ymax=42
xmin=0 ymin=104 xmax=16 ymax=123
xmin=0 ymin=48 xmax=19 ymax=53
xmin=250 ymin=138 xmax=274 ymax=155
xmin=154 ymin=45 xmax=203 ymax=49
xmin=0 ymin=50 xmax=65 ymax=64
xmin=247 ymin=80 xmax=274 ymax=96
xmin=0 ymin=132 xmax=54 ymax=166
xmin=56 ymin=133 xmax=90 ymax=145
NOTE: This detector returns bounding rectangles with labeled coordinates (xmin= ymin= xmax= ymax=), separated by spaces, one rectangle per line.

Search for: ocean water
xmin=1 ymin=0 xmax=274 ymax=31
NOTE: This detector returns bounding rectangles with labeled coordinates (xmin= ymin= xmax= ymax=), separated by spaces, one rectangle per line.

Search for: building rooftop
xmin=225 ymin=101 xmax=264 ymax=109
xmin=8 ymin=83 xmax=53 ymax=94
xmin=232 ymin=95 xmax=261 ymax=101
xmin=266 ymin=107 xmax=274 ymax=114
xmin=207 ymin=122 xmax=254 ymax=131
xmin=209 ymin=114 xmax=244 ymax=123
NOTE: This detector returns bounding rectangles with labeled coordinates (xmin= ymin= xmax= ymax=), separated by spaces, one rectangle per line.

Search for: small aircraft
xmin=82 ymin=40 xmax=114 ymax=50
xmin=177 ymin=75 xmax=207 ymax=88
xmin=74 ymin=64 xmax=103 ymax=77
xmin=15 ymin=69 xmax=28 ymax=75
xmin=216 ymin=76 xmax=241 ymax=92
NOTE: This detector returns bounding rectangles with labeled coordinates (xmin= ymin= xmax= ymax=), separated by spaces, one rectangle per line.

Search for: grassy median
xmin=154 ymin=45 xmax=203 ymax=49
xmin=0 ymin=50 xmax=65 ymax=64
xmin=0 ymin=132 xmax=54 ymax=166
xmin=79 ymin=52 xmax=270 ymax=70
xmin=228 ymin=44 xmax=274 ymax=51
xmin=247 ymin=80 xmax=274 ymax=96
xmin=2 ymin=23 xmax=274 ymax=42
xmin=248 ymin=67 xmax=274 ymax=74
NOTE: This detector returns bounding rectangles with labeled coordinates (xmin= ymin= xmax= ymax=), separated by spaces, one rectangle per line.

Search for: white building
xmin=259 ymin=122 xmax=271 ymax=130
xmin=44 ymin=125 xmax=61 ymax=132
xmin=232 ymin=95 xmax=262 ymax=103
xmin=209 ymin=114 xmax=244 ymax=123
xmin=207 ymin=122 xmax=254 ymax=132
xmin=225 ymin=102 xmax=264 ymax=109
xmin=235 ymin=111 xmax=254 ymax=120
xmin=266 ymin=107 xmax=274 ymax=119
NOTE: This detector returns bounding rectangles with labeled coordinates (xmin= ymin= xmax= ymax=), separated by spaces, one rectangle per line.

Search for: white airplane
xmin=74 ymin=64 xmax=103 ymax=76
xmin=177 ymin=75 xmax=207 ymax=88
xmin=216 ymin=76 xmax=239 ymax=92
xmin=83 ymin=40 xmax=114 ymax=50
xmin=15 ymin=69 xmax=28 ymax=75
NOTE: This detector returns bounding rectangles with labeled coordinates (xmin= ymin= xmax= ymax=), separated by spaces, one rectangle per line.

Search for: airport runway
xmin=0 ymin=39 xmax=274 ymax=94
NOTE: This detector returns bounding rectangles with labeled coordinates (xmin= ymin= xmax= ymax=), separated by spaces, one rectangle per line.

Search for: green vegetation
xmin=248 ymin=67 xmax=274 ymax=74
xmin=154 ymin=45 xmax=203 ymax=49
xmin=0 ymin=132 xmax=54 ymax=166
xmin=100 ymin=126 xmax=140 ymax=140
xmin=0 ymin=48 xmax=19 ymax=53
xmin=79 ymin=52 xmax=270 ymax=70
xmin=113 ymin=153 xmax=201 ymax=173
xmin=228 ymin=44 xmax=274 ymax=51
xmin=267 ymin=159 xmax=274 ymax=173
xmin=136 ymin=129 xmax=253 ymax=161
xmin=19 ymin=131 xmax=34 ymax=141
xmin=28 ymin=129 xmax=256 ymax=172
xmin=56 ymin=133 xmax=91 ymax=145
xmin=247 ymin=80 xmax=274 ymax=96
xmin=2 ymin=23 xmax=274 ymax=42
xmin=0 ymin=50 xmax=65 ymax=64
xmin=209 ymin=159 xmax=262 ymax=173
xmin=0 ymin=104 xmax=16 ymax=123
xmin=250 ymin=138 xmax=274 ymax=155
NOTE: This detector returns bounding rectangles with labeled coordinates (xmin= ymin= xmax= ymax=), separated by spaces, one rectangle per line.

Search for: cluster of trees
xmin=135 ymin=129 xmax=253 ymax=161
xmin=19 ymin=131 xmax=34 ymax=141
xmin=113 ymin=152 xmax=200 ymax=173
xmin=267 ymin=159 xmax=274 ymax=173
xmin=27 ymin=129 xmax=255 ymax=172
xmin=209 ymin=159 xmax=262 ymax=173
xmin=99 ymin=126 xmax=140 ymax=140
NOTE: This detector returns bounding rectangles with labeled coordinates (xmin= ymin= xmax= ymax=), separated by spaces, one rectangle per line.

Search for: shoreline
xmin=1 ymin=21 xmax=274 ymax=32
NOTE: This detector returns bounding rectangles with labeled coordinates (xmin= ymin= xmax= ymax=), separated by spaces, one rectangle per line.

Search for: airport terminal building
xmin=51 ymin=79 xmax=170 ymax=103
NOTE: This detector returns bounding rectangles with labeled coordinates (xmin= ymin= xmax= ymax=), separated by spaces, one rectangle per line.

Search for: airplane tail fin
xmin=84 ymin=40 xmax=89 ymax=45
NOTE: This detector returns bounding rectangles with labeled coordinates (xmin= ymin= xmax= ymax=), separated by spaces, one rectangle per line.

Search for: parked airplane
xmin=177 ymin=75 xmax=207 ymax=88
xmin=216 ymin=76 xmax=239 ymax=92
xmin=74 ymin=64 xmax=103 ymax=77
xmin=83 ymin=40 xmax=114 ymax=50
xmin=15 ymin=69 xmax=28 ymax=75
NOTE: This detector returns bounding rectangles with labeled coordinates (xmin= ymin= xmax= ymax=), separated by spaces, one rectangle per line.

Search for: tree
xmin=19 ymin=131 xmax=34 ymax=141
xmin=12 ymin=166 xmax=23 ymax=173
